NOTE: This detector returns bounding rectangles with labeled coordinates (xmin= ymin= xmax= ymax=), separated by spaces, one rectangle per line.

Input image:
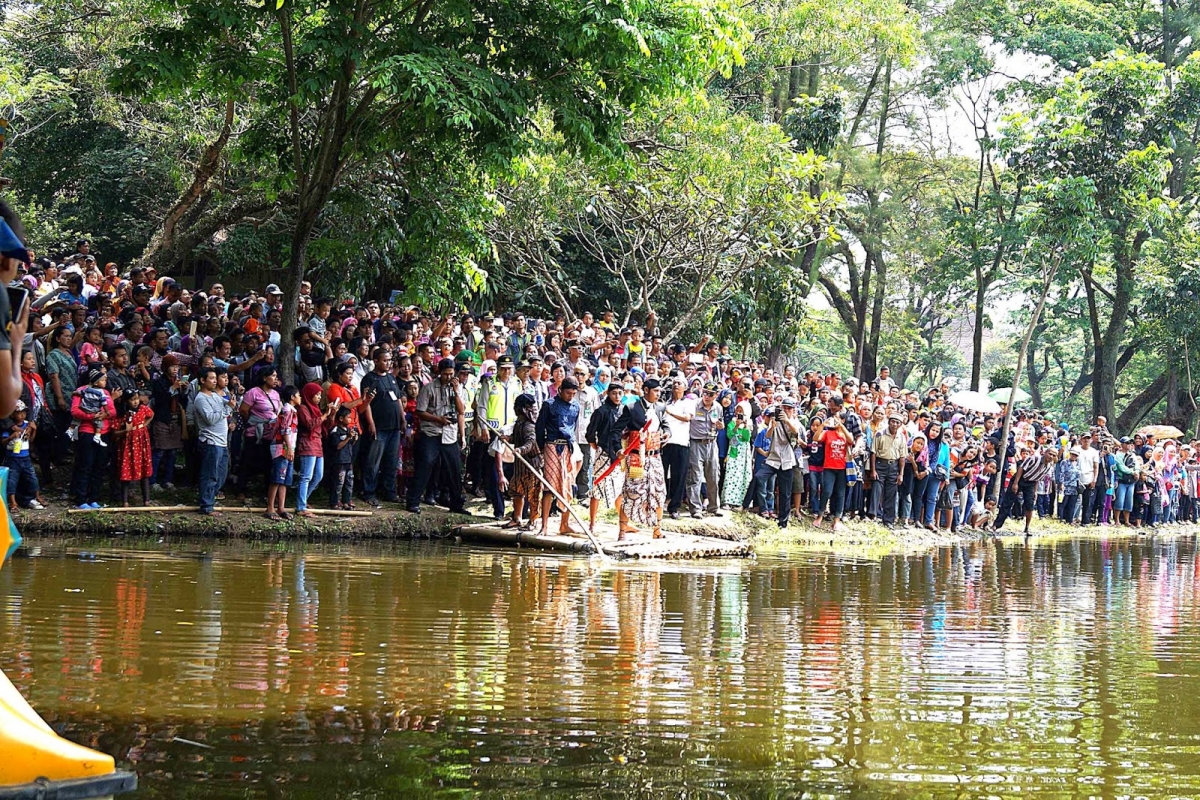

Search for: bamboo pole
xmin=67 ymin=505 xmax=375 ymax=517
xmin=501 ymin=441 xmax=609 ymax=558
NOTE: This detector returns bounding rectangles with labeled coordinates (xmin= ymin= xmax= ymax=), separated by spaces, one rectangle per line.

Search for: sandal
xmin=278 ymin=511 xmax=293 ymax=521
xmin=264 ymin=512 xmax=282 ymax=522
xmin=297 ymin=510 xmax=316 ymax=519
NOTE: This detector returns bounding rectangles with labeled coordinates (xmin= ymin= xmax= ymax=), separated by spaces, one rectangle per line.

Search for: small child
xmin=266 ymin=386 xmax=299 ymax=521
xmin=328 ymin=405 xmax=357 ymax=510
xmin=114 ymin=390 xmax=153 ymax=507
xmin=971 ymin=498 xmax=998 ymax=531
xmin=68 ymin=386 xmax=109 ymax=447
xmin=2 ymin=401 xmax=43 ymax=510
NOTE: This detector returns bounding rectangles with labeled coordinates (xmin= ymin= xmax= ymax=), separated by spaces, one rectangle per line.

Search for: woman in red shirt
xmin=296 ymin=382 xmax=337 ymax=517
xmin=816 ymin=411 xmax=855 ymax=532
xmin=325 ymin=362 xmax=365 ymax=433
xmin=70 ymin=368 xmax=117 ymax=509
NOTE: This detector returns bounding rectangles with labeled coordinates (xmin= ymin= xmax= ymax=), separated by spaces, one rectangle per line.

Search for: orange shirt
xmin=326 ymin=383 xmax=361 ymax=432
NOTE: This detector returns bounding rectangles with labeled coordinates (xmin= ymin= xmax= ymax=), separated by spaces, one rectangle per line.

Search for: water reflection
xmin=3 ymin=536 xmax=1200 ymax=797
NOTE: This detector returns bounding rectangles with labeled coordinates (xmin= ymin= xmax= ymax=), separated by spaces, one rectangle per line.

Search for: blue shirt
xmin=536 ymin=396 xmax=580 ymax=447
xmin=753 ymin=428 xmax=772 ymax=469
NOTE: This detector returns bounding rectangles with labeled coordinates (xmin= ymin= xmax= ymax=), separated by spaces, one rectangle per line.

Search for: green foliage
xmin=989 ymin=364 xmax=1015 ymax=391
xmin=491 ymin=93 xmax=839 ymax=335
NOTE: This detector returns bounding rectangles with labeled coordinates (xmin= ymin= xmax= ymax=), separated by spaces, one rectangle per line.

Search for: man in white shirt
xmin=661 ymin=377 xmax=696 ymax=519
xmin=876 ymin=366 xmax=896 ymax=394
xmin=1076 ymin=431 xmax=1101 ymax=525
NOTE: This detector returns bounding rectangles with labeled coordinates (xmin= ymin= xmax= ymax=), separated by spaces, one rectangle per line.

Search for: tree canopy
xmin=6 ymin=0 xmax=1200 ymax=431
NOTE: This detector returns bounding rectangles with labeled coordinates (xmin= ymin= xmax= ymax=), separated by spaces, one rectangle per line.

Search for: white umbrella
xmin=947 ymin=390 xmax=1002 ymax=414
xmin=987 ymin=386 xmax=1031 ymax=405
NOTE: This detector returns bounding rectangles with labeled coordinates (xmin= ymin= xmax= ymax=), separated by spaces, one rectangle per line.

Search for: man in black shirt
xmin=359 ymin=346 xmax=404 ymax=506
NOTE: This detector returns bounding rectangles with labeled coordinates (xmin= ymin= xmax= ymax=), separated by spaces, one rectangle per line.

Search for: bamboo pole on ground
xmin=502 ymin=441 xmax=609 ymax=558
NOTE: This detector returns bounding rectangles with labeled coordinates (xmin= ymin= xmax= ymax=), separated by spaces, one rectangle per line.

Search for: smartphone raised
xmin=5 ymin=285 xmax=29 ymax=335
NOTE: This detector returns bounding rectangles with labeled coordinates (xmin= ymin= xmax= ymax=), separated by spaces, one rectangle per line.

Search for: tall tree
xmin=114 ymin=0 xmax=748 ymax=379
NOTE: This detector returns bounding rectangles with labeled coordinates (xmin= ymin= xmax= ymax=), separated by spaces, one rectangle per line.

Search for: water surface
xmin=2 ymin=535 xmax=1199 ymax=798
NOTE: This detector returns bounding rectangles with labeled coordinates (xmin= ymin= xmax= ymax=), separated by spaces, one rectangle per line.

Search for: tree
xmin=1007 ymin=52 xmax=1200 ymax=424
xmin=491 ymin=96 xmax=837 ymax=338
xmin=114 ymin=0 xmax=749 ymax=380
xmin=991 ymin=175 xmax=1102 ymax=501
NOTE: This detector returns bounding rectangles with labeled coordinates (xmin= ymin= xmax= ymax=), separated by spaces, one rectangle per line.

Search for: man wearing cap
xmin=761 ymin=398 xmax=803 ymax=528
xmin=264 ymin=283 xmax=284 ymax=312
xmin=475 ymin=355 xmax=520 ymax=519
xmin=407 ymin=357 xmax=466 ymax=515
xmin=359 ymin=347 xmax=404 ymax=507
xmin=685 ymin=382 xmax=724 ymax=518
xmin=871 ymin=412 xmax=908 ymax=526
xmin=1076 ymin=431 xmax=1100 ymax=525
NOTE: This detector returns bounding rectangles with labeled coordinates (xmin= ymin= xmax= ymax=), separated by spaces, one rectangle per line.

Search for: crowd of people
xmin=0 ymin=226 xmax=1196 ymax=536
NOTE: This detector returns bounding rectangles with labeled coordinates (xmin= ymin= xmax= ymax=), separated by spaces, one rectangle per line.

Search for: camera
xmin=446 ymin=408 xmax=459 ymax=425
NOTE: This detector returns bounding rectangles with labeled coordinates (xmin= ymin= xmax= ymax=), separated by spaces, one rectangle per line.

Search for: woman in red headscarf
xmin=296 ymin=382 xmax=335 ymax=517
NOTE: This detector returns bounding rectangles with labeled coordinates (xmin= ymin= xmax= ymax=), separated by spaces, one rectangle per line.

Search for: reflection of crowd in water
xmin=8 ymin=538 xmax=1200 ymax=794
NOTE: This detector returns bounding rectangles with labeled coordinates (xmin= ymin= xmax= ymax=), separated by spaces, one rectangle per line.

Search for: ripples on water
xmin=2 ymin=536 xmax=1200 ymax=797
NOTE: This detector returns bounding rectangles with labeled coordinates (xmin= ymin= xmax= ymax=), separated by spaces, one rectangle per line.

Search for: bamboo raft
xmin=454 ymin=521 xmax=753 ymax=560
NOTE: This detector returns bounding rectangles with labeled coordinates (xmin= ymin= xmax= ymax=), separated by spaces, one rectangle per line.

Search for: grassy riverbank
xmin=14 ymin=489 xmax=1192 ymax=556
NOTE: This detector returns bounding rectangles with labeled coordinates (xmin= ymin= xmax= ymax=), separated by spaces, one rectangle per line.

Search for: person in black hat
xmin=535 ymin=375 xmax=581 ymax=535
xmin=618 ymin=377 xmax=666 ymax=539
xmin=407 ymin=357 xmax=466 ymax=514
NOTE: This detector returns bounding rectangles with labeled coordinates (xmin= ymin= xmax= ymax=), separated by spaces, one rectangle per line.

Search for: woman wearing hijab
xmin=150 ymin=353 xmax=188 ymax=490
xmin=296 ymin=382 xmax=336 ymax=518
xmin=921 ymin=422 xmax=950 ymax=530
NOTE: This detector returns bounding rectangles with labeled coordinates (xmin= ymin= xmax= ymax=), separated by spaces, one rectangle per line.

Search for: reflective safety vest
xmin=482 ymin=377 xmax=519 ymax=431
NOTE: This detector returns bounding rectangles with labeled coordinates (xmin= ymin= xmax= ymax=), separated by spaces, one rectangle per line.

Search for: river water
xmin=2 ymin=535 xmax=1199 ymax=798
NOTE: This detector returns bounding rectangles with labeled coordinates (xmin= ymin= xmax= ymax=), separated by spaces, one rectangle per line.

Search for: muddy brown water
xmin=2 ymin=535 xmax=1199 ymax=798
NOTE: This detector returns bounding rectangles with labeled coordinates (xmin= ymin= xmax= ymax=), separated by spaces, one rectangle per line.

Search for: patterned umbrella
xmin=1138 ymin=424 xmax=1186 ymax=440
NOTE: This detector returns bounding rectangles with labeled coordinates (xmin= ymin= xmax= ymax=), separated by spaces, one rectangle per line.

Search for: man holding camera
xmin=407 ymin=357 xmax=466 ymax=515
xmin=762 ymin=398 xmax=802 ymax=528
xmin=815 ymin=395 xmax=856 ymax=532
xmin=359 ymin=346 xmax=404 ymax=507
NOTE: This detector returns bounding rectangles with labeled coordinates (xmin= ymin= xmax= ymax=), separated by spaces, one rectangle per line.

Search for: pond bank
xmin=11 ymin=491 xmax=977 ymax=556
xmin=22 ymin=487 xmax=1191 ymax=557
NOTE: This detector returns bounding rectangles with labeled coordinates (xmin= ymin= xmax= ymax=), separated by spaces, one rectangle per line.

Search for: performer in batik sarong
xmin=620 ymin=379 xmax=666 ymax=540
xmin=535 ymin=378 xmax=582 ymax=536
xmin=500 ymin=393 xmax=540 ymax=530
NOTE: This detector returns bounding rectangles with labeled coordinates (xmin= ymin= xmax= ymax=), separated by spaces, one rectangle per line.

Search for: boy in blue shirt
xmin=1 ymin=400 xmax=43 ymax=510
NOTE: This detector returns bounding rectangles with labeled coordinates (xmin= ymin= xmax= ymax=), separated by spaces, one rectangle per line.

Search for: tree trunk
xmin=1164 ymin=363 xmax=1197 ymax=433
xmin=1114 ymin=370 xmax=1169 ymax=435
xmin=970 ymin=281 xmax=986 ymax=390
xmin=991 ymin=263 xmax=1055 ymax=502
xmin=136 ymin=99 xmax=235 ymax=270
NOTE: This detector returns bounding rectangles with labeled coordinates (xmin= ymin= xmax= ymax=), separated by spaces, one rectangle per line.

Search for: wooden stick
xmin=502 ymin=440 xmax=609 ymax=558
xmin=67 ymin=505 xmax=375 ymax=517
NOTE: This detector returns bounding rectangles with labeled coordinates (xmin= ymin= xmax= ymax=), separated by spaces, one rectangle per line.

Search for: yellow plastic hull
xmin=0 ymin=467 xmax=119 ymax=787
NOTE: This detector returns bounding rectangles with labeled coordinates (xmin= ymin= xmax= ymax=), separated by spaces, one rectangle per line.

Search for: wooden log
xmin=499 ymin=440 xmax=608 ymax=559
xmin=66 ymin=505 xmax=375 ymax=517
xmin=457 ymin=524 xmax=596 ymax=554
